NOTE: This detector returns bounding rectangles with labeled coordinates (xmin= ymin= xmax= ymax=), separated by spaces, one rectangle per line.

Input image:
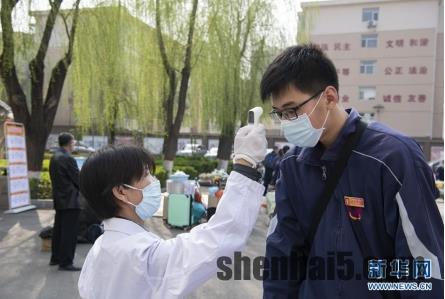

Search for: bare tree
xmin=0 ymin=0 xmax=81 ymax=172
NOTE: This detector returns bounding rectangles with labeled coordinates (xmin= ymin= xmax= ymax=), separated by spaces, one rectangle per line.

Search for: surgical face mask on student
xmin=123 ymin=179 xmax=162 ymax=220
xmin=280 ymin=92 xmax=330 ymax=148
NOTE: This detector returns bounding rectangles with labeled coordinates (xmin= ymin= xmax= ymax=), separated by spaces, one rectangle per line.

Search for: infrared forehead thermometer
xmin=248 ymin=107 xmax=263 ymax=125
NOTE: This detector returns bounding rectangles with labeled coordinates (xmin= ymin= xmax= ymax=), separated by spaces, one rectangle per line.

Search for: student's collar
xmin=103 ymin=217 xmax=147 ymax=235
xmin=298 ymin=108 xmax=361 ymax=165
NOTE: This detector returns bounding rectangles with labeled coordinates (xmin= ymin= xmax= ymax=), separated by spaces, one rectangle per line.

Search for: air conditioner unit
xmin=367 ymin=20 xmax=377 ymax=28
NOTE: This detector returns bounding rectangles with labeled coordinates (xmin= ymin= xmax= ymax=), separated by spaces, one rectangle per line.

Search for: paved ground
xmin=0 ymin=199 xmax=443 ymax=299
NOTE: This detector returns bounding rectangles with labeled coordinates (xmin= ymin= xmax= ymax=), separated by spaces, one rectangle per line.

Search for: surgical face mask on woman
xmin=123 ymin=178 xmax=162 ymax=220
xmin=280 ymin=92 xmax=330 ymax=148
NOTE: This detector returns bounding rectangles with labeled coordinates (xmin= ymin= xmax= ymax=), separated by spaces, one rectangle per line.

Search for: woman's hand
xmin=233 ymin=124 xmax=267 ymax=168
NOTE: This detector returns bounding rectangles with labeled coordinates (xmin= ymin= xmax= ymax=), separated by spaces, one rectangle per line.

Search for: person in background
xmin=435 ymin=164 xmax=444 ymax=181
xmin=270 ymin=149 xmax=284 ymax=186
xmin=49 ymin=132 xmax=82 ymax=271
xmin=271 ymin=146 xmax=292 ymax=186
xmin=282 ymin=145 xmax=290 ymax=155
xmin=192 ymin=187 xmax=206 ymax=224
xmin=262 ymin=146 xmax=280 ymax=195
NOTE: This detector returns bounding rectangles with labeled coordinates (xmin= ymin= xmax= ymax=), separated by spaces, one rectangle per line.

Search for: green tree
xmin=297 ymin=4 xmax=318 ymax=44
xmin=71 ymin=4 xmax=164 ymax=144
xmin=196 ymin=0 xmax=273 ymax=169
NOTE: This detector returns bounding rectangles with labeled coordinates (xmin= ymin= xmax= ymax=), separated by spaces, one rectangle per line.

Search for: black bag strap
xmin=295 ymin=119 xmax=399 ymax=299
xmin=349 ymin=202 xmax=401 ymax=299
xmin=288 ymin=120 xmax=368 ymax=290
xmin=305 ymin=119 xmax=368 ymax=248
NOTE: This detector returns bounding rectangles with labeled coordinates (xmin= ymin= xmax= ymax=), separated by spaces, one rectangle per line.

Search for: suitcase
xmin=167 ymin=194 xmax=192 ymax=229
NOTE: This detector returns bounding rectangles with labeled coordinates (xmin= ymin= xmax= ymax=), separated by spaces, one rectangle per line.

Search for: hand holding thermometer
xmin=233 ymin=106 xmax=267 ymax=168
xmin=248 ymin=107 xmax=263 ymax=125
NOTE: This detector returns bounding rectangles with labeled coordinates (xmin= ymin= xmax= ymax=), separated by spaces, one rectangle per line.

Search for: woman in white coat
xmin=78 ymin=124 xmax=267 ymax=299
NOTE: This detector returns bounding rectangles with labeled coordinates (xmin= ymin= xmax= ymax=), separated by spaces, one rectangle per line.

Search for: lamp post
xmin=372 ymin=104 xmax=384 ymax=122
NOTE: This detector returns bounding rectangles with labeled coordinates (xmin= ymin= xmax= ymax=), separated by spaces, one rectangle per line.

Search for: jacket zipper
xmin=321 ymin=165 xmax=327 ymax=181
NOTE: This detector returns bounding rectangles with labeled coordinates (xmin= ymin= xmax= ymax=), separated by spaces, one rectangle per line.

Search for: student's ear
xmin=112 ymin=185 xmax=128 ymax=204
xmin=324 ymin=86 xmax=339 ymax=110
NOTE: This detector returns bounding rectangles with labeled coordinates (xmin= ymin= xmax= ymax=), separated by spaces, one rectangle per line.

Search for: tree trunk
xmin=217 ymin=124 xmax=235 ymax=170
xmin=25 ymin=123 xmax=48 ymax=172
xmin=108 ymin=97 xmax=119 ymax=145
xmin=162 ymin=126 xmax=179 ymax=161
xmin=162 ymin=125 xmax=178 ymax=173
xmin=108 ymin=128 xmax=116 ymax=145
xmin=217 ymin=133 xmax=234 ymax=158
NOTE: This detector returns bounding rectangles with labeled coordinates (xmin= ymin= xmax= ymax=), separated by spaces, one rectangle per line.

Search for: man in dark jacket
xmin=49 ymin=133 xmax=81 ymax=271
xmin=261 ymin=45 xmax=443 ymax=298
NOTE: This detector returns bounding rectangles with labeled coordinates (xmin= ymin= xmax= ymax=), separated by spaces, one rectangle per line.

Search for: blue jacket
xmin=264 ymin=109 xmax=443 ymax=298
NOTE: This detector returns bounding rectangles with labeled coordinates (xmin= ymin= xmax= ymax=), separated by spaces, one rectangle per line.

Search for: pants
xmin=50 ymin=209 xmax=80 ymax=266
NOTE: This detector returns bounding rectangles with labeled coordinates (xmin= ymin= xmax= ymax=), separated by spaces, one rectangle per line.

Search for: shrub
xmin=227 ymin=161 xmax=234 ymax=174
xmin=154 ymin=166 xmax=168 ymax=188
xmin=174 ymin=157 xmax=217 ymax=174
xmin=41 ymin=159 xmax=50 ymax=171
xmin=153 ymin=156 xmax=230 ymax=181
xmin=29 ymin=172 xmax=52 ymax=199
xmin=173 ymin=166 xmax=198 ymax=180
xmin=0 ymin=159 xmax=7 ymax=168
xmin=29 ymin=178 xmax=39 ymax=199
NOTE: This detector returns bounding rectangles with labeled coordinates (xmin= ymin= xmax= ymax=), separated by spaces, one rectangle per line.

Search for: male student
xmin=261 ymin=44 xmax=443 ymax=299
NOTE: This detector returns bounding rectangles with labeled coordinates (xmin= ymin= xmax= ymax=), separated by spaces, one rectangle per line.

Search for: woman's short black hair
xmin=260 ymin=44 xmax=339 ymax=101
xmin=79 ymin=145 xmax=156 ymax=220
xmin=58 ymin=132 xmax=74 ymax=147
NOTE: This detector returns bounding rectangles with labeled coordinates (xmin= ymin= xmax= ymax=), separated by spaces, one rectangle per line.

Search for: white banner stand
xmin=3 ymin=122 xmax=35 ymax=214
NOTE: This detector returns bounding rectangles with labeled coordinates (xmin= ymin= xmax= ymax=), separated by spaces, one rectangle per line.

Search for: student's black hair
xmin=79 ymin=145 xmax=156 ymax=220
xmin=58 ymin=132 xmax=74 ymax=147
xmin=260 ymin=43 xmax=339 ymax=101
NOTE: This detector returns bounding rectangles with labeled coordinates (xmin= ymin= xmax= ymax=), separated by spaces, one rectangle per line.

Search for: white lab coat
xmin=78 ymin=171 xmax=264 ymax=299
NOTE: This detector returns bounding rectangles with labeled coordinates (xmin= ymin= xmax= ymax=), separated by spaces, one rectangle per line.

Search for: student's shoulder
xmin=357 ymin=121 xmax=425 ymax=167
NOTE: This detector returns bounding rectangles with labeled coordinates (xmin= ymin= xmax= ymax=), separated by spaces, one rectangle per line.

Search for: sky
xmin=10 ymin=0 xmax=326 ymax=45
xmin=272 ymin=0 xmax=320 ymax=44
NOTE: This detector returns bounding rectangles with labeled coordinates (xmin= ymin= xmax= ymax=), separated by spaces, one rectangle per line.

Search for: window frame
xmin=360 ymin=60 xmax=377 ymax=74
xmin=362 ymin=7 xmax=379 ymax=22
xmin=359 ymin=86 xmax=377 ymax=101
xmin=361 ymin=34 xmax=378 ymax=48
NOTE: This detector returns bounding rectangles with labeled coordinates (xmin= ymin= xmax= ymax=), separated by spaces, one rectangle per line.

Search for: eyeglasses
xmin=269 ymin=89 xmax=324 ymax=121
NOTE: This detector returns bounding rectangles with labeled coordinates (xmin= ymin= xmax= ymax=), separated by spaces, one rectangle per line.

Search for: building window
xmin=361 ymin=34 xmax=378 ymax=48
xmin=362 ymin=8 xmax=379 ymax=22
xmin=359 ymin=112 xmax=375 ymax=122
xmin=360 ymin=60 xmax=376 ymax=74
xmin=359 ymin=87 xmax=376 ymax=100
